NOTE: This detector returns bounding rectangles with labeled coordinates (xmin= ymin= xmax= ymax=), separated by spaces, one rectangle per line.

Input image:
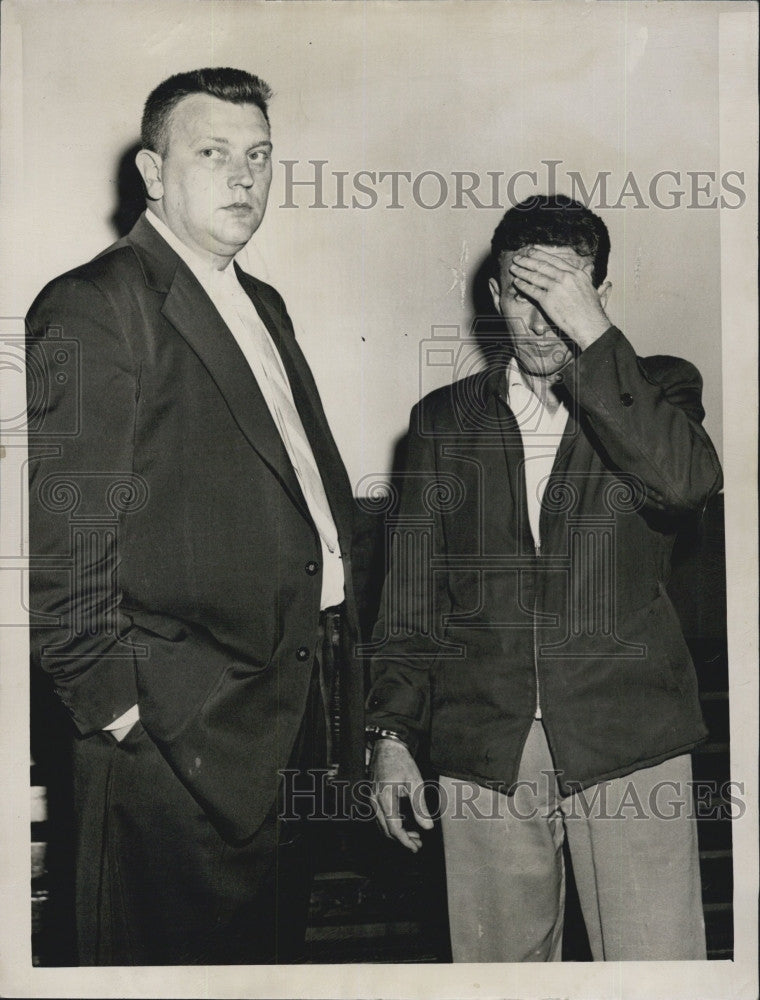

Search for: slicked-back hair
xmin=491 ymin=195 xmax=610 ymax=287
xmin=141 ymin=67 xmax=273 ymax=156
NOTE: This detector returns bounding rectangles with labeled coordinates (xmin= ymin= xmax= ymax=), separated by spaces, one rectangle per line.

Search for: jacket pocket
xmin=616 ymin=591 xmax=690 ymax=692
xmin=119 ymin=609 xmax=189 ymax=642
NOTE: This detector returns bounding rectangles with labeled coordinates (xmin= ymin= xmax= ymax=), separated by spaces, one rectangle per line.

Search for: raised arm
xmin=567 ymin=327 xmax=722 ymax=513
xmin=508 ymin=245 xmax=722 ymax=513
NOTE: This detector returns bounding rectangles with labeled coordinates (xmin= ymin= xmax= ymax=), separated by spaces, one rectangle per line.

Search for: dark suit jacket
xmin=366 ymin=327 xmax=723 ymax=794
xmin=26 ymin=213 xmax=364 ymax=842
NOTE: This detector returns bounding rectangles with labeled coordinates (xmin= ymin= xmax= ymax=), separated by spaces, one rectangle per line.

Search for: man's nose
xmin=227 ymin=157 xmax=254 ymax=188
xmin=528 ymin=306 xmax=552 ymax=336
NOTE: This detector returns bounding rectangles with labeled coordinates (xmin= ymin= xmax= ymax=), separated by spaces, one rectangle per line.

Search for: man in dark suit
xmin=366 ymin=196 xmax=722 ymax=961
xmin=26 ymin=67 xmax=363 ymax=965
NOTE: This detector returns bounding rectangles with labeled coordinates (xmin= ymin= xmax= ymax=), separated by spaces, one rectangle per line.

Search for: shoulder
xmin=412 ymin=370 xmax=491 ymax=428
xmin=582 ymin=327 xmax=704 ymax=391
xmin=637 ymin=353 xmax=703 ymax=391
xmin=636 ymin=352 xmax=706 ymax=422
xmin=27 ymin=240 xmax=143 ymax=317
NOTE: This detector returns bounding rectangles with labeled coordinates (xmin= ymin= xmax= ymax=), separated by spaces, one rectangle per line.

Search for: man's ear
xmin=598 ymin=280 xmax=612 ymax=309
xmin=488 ymin=276 xmax=503 ymax=315
xmin=135 ymin=149 xmax=164 ymax=201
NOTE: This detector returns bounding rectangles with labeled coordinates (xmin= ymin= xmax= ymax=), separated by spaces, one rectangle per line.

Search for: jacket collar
xmin=123 ymin=211 xmax=185 ymax=293
xmin=486 ymin=350 xmax=581 ymax=468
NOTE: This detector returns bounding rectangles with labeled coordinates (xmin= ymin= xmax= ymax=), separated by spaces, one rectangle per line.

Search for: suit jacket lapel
xmin=238 ymin=269 xmax=355 ymax=545
xmin=127 ymin=215 xmax=312 ymax=524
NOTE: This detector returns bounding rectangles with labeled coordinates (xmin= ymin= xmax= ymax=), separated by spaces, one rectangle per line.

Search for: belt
xmin=319 ymin=603 xmax=343 ymax=624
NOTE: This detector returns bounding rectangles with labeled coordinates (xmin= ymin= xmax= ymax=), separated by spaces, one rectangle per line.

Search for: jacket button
xmin=305 ymin=560 xmax=319 ymax=575
xmin=296 ymin=646 xmax=310 ymax=661
xmin=620 ymin=392 xmax=634 ymax=407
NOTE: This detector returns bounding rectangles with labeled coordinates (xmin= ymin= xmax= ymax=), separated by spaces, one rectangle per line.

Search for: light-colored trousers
xmin=439 ymin=720 xmax=706 ymax=962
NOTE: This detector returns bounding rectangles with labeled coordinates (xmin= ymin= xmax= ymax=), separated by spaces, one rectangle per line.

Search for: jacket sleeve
xmin=26 ymin=274 xmax=141 ymax=734
xmin=565 ymin=326 xmax=723 ymax=514
xmin=365 ymin=400 xmax=453 ymax=755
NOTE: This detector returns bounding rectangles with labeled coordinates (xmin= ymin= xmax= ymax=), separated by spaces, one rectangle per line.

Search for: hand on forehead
xmin=516 ymin=245 xmax=594 ymax=273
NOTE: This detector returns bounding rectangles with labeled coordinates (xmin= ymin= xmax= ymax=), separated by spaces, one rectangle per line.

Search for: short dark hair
xmin=490 ymin=195 xmax=610 ymax=287
xmin=141 ymin=67 xmax=273 ymax=156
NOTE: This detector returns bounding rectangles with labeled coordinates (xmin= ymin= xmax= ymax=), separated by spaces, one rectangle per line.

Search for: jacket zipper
xmin=533 ymin=542 xmax=542 ymax=719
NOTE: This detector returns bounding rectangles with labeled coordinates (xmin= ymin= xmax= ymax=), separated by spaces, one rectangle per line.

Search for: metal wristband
xmin=365 ymin=725 xmax=409 ymax=748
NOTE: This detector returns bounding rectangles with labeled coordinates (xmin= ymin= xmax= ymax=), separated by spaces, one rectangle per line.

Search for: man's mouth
xmin=511 ymin=335 xmax=566 ymax=355
xmin=223 ymin=202 xmax=254 ymax=212
xmin=532 ymin=340 xmax=567 ymax=354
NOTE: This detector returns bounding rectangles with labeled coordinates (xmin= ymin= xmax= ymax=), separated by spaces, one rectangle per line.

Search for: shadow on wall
xmin=111 ymin=141 xmax=146 ymax=238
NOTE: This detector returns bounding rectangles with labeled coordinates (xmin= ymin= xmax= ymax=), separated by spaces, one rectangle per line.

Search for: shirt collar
xmin=505 ymin=356 xmax=537 ymax=405
xmin=504 ymin=356 xmax=571 ymax=427
xmin=145 ymin=209 xmax=236 ymax=296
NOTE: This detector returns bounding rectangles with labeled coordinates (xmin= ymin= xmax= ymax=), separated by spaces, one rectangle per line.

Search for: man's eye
xmin=200 ymin=148 xmax=223 ymax=159
xmin=249 ymin=149 xmax=270 ymax=163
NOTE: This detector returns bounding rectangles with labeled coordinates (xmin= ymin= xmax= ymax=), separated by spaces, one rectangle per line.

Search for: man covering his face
xmin=367 ymin=195 xmax=721 ymax=962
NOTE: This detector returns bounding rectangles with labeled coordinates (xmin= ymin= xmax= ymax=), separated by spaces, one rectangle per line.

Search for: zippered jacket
xmin=366 ymin=326 xmax=722 ymax=794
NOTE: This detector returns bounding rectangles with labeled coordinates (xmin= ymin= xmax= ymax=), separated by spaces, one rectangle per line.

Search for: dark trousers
xmin=72 ymin=629 xmax=335 ymax=966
